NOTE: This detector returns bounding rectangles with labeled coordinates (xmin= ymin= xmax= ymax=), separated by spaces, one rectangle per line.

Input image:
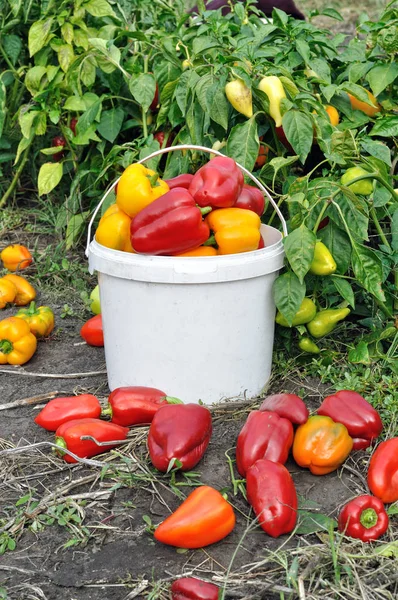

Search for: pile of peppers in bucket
xmin=95 ymin=156 xmax=268 ymax=256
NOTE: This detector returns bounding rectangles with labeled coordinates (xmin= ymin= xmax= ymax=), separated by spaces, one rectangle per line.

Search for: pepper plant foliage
xmin=0 ymin=0 xmax=397 ymax=358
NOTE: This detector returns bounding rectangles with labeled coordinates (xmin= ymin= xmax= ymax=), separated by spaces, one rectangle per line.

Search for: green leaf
xmin=0 ymin=80 xmax=6 ymax=140
xmin=370 ymin=116 xmax=398 ymax=138
xmin=84 ymin=0 xmax=115 ymax=17
xmin=195 ymin=73 xmax=214 ymax=112
xmin=97 ymin=107 xmax=124 ymax=142
xmin=207 ymin=80 xmax=229 ymax=130
xmin=14 ymin=135 xmax=32 ymax=165
xmin=376 ymin=541 xmax=398 ymax=558
xmin=73 ymin=124 xmax=101 ymax=145
xmin=64 ymin=96 xmax=86 ymax=111
xmin=329 ymin=192 xmax=369 ymax=241
xmin=282 ymin=110 xmax=313 ymax=164
xmin=337 ymin=40 xmax=367 ymax=64
xmin=366 ymin=63 xmax=398 ymax=97
xmin=321 ymin=8 xmax=343 ymax=20
xmin=392 ymin=208 xmax=398 ymax=253
xmin=80 ymin=55 xmax=97 ymax=87
xmin=38 ymin=162 xmax=63 ymax=196
xmin=226 ymin=117 xmax=259 ymax=171
xmin=35 ymin=112 xmax=47 ymax=135
xmin=268 ymin=155 xmax=299 ymax=180
xmin=283 ymin=224 xmax=316 ymax=284
xmin=186 ymin=98 xmax=205 ymax=146
xmin=58 ymin=44 xmax=75 ymax=72
xmin=25 ymin=66 xmax=47 ymax=96
xmin=331 ymin=277 xmax=355 ymax=308
xmin=295 ymin=39 xmax=311 ymax=64
xmin=61 ymin=22 xmax=74 ymax=45
xmin=321 ymin=84 xmax=338 ymax=103
xmin=348 ymin=341 xmax=371 ymax=364
xmin=273 ymin=271 xmax=306 ymax=326
xmin=361 ymin=140 xmax=391 ymax=167
xmin=373 ymin=185 xmax=392 ymax=208
xmin=3 ymin=34 xmax=22 ymax=65
xmin=129 ymin=73 xmax=156 ymax=113
xmin=28 ymin=18 xmax=53 ymax=57
xmin=65 ymin=211 xmax=89 ymax=249
xmin=340 ymin=82 xmax=374 ymax=105
xmin=351 ymin=242 xmax=385 ymax=302
xmin=74 ymin=29 xmax=89 ymax=50
xmin=309 ymin=58 xmax=331 ymax=83
xmin=76 ymin=99 xmax=102 ymax=134
xmin=19 ymin=110 xmax=37 ymax=139
xmin=296 ymin=511 xmax=337 ymax=535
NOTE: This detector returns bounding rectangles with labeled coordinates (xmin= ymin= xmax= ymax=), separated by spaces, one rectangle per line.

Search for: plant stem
xmin=0 ymin=40 xmax=19 ymax=77
xmin=268 ymin=195 xmax=286 ymax=227
xmin=0 ymin=143 xmax=32 ymax=209
xmin=370 ymin=207 xmax=391 ymax=251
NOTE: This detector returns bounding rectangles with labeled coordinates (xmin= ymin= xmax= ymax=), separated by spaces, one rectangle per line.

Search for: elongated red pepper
xmin=189 ymin=156 xmax=244 ymax=208
xmin=236 ymin=410 xmax=294 ymax=477
xmin=165 ymin=174 xmax=194 ymax=190
xmin=148 ymin=404 xmax=212 ymax=472
xmin=246 ymin=459 xmax=298 ymax=537
xmin=34 ymin=394 xmax=101 ymax=431
xmin=171 ymin=577 xmax=219 ymax=600
xmin=234 ymin=184 xmax=265 ymax=216
xmin=259 ymin=393 xmax=309 ymax=426
xmin=368 ymin=438 xmax=398 ymax=503
xmin=317 ymin=390 xmax=383 ymax=450
xmin=54 ymin=418 xmax=128 ymax=463
xmin=80 ymin=314 xmax=104 ymax=347
xmin=338 ymin=495 xmax=389 ymax=542
xmin=103 ymin=386 xmax=182 ymax=426
xmin=131 ymin=188 xmax=211 ymax=255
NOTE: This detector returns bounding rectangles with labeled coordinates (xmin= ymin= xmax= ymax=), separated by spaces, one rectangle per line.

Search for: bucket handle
xmin=86 ymin=144 xmax=288 ymax=256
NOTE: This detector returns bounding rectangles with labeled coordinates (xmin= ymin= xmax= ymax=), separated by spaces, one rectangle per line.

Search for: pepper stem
xmin=26 ymin=300 xmax=37 ymax=315
xmin=360 ymin=507 xmax=378 ymax=529
xmin=101 ymin=406 xmax=113 ymax=419
xmin=0 ymin=339 xmax=13 ymax=354
xmin=147 ymin=173 xmax=159 ymax=187
xmin=203 ymin=235 xmax=217 ymax=247
xmin=164 ymin=396 xmax=183 ymax=405
xmin=199 ymin=206 xmax=212 ymax=216
xmin=53 ymin=436 xmax=67 ymax=457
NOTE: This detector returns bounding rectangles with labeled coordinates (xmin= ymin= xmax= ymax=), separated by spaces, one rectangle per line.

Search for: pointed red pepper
xmin=148 ymin=404 xmax=212 ymax=472
xmin=189 ymin=156 xmax=244 ymax=208
xmin=338 ymin=495 xmax=389 ymax=542
xmin=131 ymin=188 xmax=211 ymax=255
xmin=103 ymin=386 xmax=182 ymax=426
xmin=171 ymin=577 xmax=219 ymax=600
xmin=234 ymin=184 xmax=265 ymax=216
xmin=34 ymin=394 xmax=101 ymax=431
xmin=317 ymin=390 xmax=383 ymax=450
xmin=165 ymin=174 xmax=194 ymax=190
xmin=236 ymin=410 xmax=294 ymax=477
xmin=368 ymin=438 xmax=398 ymax=503
xmin=260 ymin=393 xmax=309 ymax=426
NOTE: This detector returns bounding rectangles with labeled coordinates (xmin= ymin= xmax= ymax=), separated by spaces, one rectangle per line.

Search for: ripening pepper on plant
xmin=341 ymin=167 xmax=374 ymax=196
xmin=347 ymin=88 xmax=381 ymax=118
xmin=246 ymin=459 xmax=298 ymax=537
xmin=116 ymin=163 xmax=169 ymax=218
xmin=258 ymin=76 xmax=286 ymax=127
xmin=225 ymin=78 xmax=253 ymax=118
xmin=1 ymin=244 xmax=33 ymax=272
xmin=309 ymin=241 xmax=336 ymax=276
xmin=259 ymin=393 xmax=309 ymax=426
xmin=0 ymin=278 xmax=17 ymax=309
xmin=205 ymin=207 xmax=261 ymax=255
xmin=234 ymin=184 xmax=265 ymax=216
xmin=306 ymin=308 xmax=350 ymax=338
xmin=35 ymin=394 xmax=101 ymax=431
xmin=103 ymin=386 xmax=182 ymax=426
xmin=338 ymin=495 xmax=389 ymax=542
xmin=275 ymin=297 xmax=317 ymax=327
xmin=2 ymin=274 xmax=36 ymax=306
xmin=298 ymin=337 xmax=321 ymax=354
xmin=236 ymin=410 xmax=294 ymax=476
xmin=170 ymin=577 xmax=219 ymax=600
xmin=148 ymin=403 xmax=212 ymax=472
xmin=15 ymin=301 xmax=55 ymax=338
xmin=0 ymin=316 xmax=37 ymax=365
xmin=154 ymin=485 xmax=235 ymax=548
xmin=317 ymin=390 xmax=383 ymax=450
xmin=293 ymin=415 xmax=353 ymax=475
xmin=80 ymin=314 xmax=104 ymax=347
xmin=95 ymin=204 xmax=134 ymax=252
xmin=367 ymin=438 xmax=398 ymax=504
xmin=188 ymin=156 xmax=244 ymax=209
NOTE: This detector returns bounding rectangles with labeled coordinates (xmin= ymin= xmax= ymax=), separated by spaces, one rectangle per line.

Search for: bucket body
xmin=88 ymin=224 xmax=284 ymax=404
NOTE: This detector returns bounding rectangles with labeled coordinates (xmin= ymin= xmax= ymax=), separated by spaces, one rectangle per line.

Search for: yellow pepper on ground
xmin=116 ymin=164 xmax=169 ymax=218
xmin=2 ymin=274 xmax=36 ymax=306
xmin=0 ymin=316 xmax=37 ymax=365
xmin=15 ymin=301 xmax=55 ymax=338
xmin=1 ymin=244 xmax=32 ymax=271
xmin=0 ymin=278 xmax=17 ymax=309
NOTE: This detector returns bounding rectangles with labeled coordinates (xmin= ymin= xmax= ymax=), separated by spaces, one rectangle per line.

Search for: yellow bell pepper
xmin=96 ymin=204 xmax=134 ymax=252
xmin=15 ymin=301 xmax=55 ymax=338
xmin=205 ymin=208 xmax=261 ymax=255
xmin=0 ymin=244 xmax=33 ymax=272
xmin=0 ymin=316 xmax=37 ymax=365
xmin=175 ymin=247 xmax=218 ymax=257
xmin=0 ymin=278 xmax=17 ymax=309
xmin=2 ymin=274 xmax=36 ymax=306
xmin=116 ymin=164 xmax=169 ymax=218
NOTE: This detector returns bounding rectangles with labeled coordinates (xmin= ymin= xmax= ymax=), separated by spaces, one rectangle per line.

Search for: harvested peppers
xmin=3 ymin=274 xmax=36 ymax=306
xmin=338 ymin=495 xmax=389 ymax=542
xmin=104 ymin=386 xmax=181 ymax=426
xmin=15 ymin=301 xmax=55 ymax=338
xmin=188 ymin=156 xmax=244 ymax=209
xmin=1 ymin=244 xmax=32 ymax=271
xmin=259 ymin=393 xmax=309 ymax=426
xmin=95 ymin=204 xmax=134 ymax=252
xmin=165 ymin=173 xmax=194 ymax=190
xmin=0 ymin=316 xmax=37 ymax=365
xmin=35 ymin=394 xmax=101 ymax=431
xmin=116 ymin=163 xmax=169 ymax=218
xmin=170 ymin=577 xmax=219 ymax=600
xmin=306 ymin=308 xmax=350 ymax=338
xmin=205 ymin=207 xmax=261 ymax=255
xmin=367 ymin=438 xmax=398 ymax=503
xmin=80 ymin=314 xmax=104 ymax=347
xmin=0 ymin=278 xmax=17 ymax=309
xmin=234 ymin=184 xmax=265 ymax=216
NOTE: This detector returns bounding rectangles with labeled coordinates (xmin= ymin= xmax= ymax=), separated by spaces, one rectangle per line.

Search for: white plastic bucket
xmin=87 ymin=145 xmax=286 ymax=404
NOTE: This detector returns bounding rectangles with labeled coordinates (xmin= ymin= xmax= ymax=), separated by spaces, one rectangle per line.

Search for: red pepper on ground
xmin=148 ymin=404 xmax=212 ymax=472
xmin=338 ymin=495 xmax=389 ymax=542
xmin=34 ymin=394 xmax=101 ymax=431
xmin=246 ymin=458 xmax=298 ymax=537
xmin=259 ymin=393 xmax=309 ymax=426
xmin=236 ymin=410 xmax=294 ymax=477
xmin=170 ymin=577 xmax=219 ymax=600
xmin=368 ymin=438 xmax=398 ymax=503
xmin=103 ymin=386 xmax=182 ymax=426
xmin=80 ymin=314 xmax=104 ymax=347
xmin=234 ymin=184 xmax=265 ymax=216
xmin=165 ymin=174 xmax=195 ymax=190
xmin=131 ymin=188 xmax=211 ymax=255
xmin=54 ymin=418 xmax=129 ymax=463
xmin=317 ymin=390 xmax=383 ymax=450
xmin=189 ymin=156 xmax=244 ymax=208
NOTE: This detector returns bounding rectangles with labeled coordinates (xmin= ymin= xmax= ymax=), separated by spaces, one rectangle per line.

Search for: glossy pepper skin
xmin=34 ymin=394 xmax=101 ymax=431
xmin=54 ymin=418 xmax=129 ymax=463
xmin=189 ymin=156 xmax=244 ymax=209
xmin=131 ymin=188 xmax=211 ymax=256
xmin=154 ymin=485 xmax=235 ymax=548
xmin=80 ymin=314 xmax=104 ymax=347
xmin=205 ymin=207 xmax=261 ymax=255
xmin=3 ymin=274 xmax=36 ymax=306
xmin=259 ymin=393 xmax=309 ymax=426
xmin=368 ymin=438 xmax=398 ymax=503
xmin=0 ymin=316 xmax=37 ymax=365
xmin=174 ymin=246 xmax=218 ymax=257
xmin=1 ymin=244 xmax=33 ymax=271
xmin=276 ymin=297 xmax=317 ymax=327
xmin=104 ymin=386 xmax=181 ymax=426
xmin=341 ymin=167 xmax=373 ymax=196
xmin=225 ymin=79 xmax=253 ymax=118
xmin=234 ymin=184 xmax=265 ymax=216
xmin=236 ymin=410 xmax=294 ymax=477
xmin=148 ymin=404 xmax=212 ymax=472
xmin=307 ymin=308 xmax=350 ymax=338
xmin=293 ymin=415 xmax=353 ymax=475
xmin=116 ymin=163 xmax=169 ymax=218
xmin=325 ymin=105 xmax=339 ymax=126
xmin=170 ymin=577 xmax=219 ymax=600
xmin=95 ymin=204 xmax=134 ymax=252
xmin=52 ymin=135 xmax=66 ymax=160
xmin=165 ymin=173 xmax=194 ymax=190
xmin=309 ymin=241 xmax=336 ymax=276
xmin=0 ymin=278 xmax=17 ymax=309
xmin=246 ymin=459 xmax=298 ymax=537
xmin=317 ymin=390 xmax=383 ymax=450
xmin=347 ymin=89 xmax=381 ymax=118
xmin=258 ymin=76 xmax=286 ymax=127
xmin=299 ymin=337 xmax=321 ymax=354
xmin=338 ymin=495 xmax=389 ymax=542
xmin=15 ymin=301 xmax=55 ymax=338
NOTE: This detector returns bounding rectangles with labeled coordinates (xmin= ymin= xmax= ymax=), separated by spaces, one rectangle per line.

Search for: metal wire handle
xmin=86 ymin=144 xmax=288 ymax=256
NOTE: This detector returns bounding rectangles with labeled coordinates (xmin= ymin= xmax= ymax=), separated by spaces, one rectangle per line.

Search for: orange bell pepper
xmin=95 ymin=204 xmax=134 ymax=252
xmin=0 ymin=316 xmax=37 ymax=365
xmin=2 ymin=274 xmax=36 ymax=306
xmin=15 ymin=301 xmax=55 ymax=338
xmin=116 ymin=163 xmax=169 ymax=218
xmin=0 ymin=278 xmax=17 ymax=309
xmin=0 ymin=244 xmax=33 ymax=271
xmin=205 ymin=207 xmax=261 ymax=255
xmin=347 ymin=89 xmax=381 ymax=117
xmin=154 ymin=486 xmax=236 ymax=548
xmin=174 ymin=246 xmax=218 ymax=257
xmin=293 ymin=415 xmax=353 ymax=475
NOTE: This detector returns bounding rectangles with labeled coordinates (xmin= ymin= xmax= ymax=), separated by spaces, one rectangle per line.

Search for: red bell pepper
xmin=131 ymin=188 xmax=211 ymax=255
xmin=246 ymin=459 xmax=298 ymax=537
xmin=236 ymin=410 xmax=294 ymax=477
xmin=368 ymin=438 xmax=398 ymax=503
xmin=165 ymin=173 xmax=194 ymax=190
xmin=103 ymin=386 xmax=182 ymax=426
xmin=259 ymin=393 xmax=309 ymax=426
xmin=148 ymin=404 xmax=212 ymax=472
xmin=234 ymin=184 xmax=265 ymax=216
xmin=258 ymin=236 xmax=264 ymax=249
xmin=317 ymin=390 xmax=383 ymax=450
xmin=338 ymin=494 xmax=389 ymax=542
xmin=54 ymin=418 xmax=129 ymax=463
xmin=171 ymin=577 xmax=219 ymax=600
xmin=80 ymin=314 xmax=104 ymax=347
xmin=188 ymin=156 xmax=244 ymax=209
xmin=34 ymin=394 xmax=101 ymax=431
